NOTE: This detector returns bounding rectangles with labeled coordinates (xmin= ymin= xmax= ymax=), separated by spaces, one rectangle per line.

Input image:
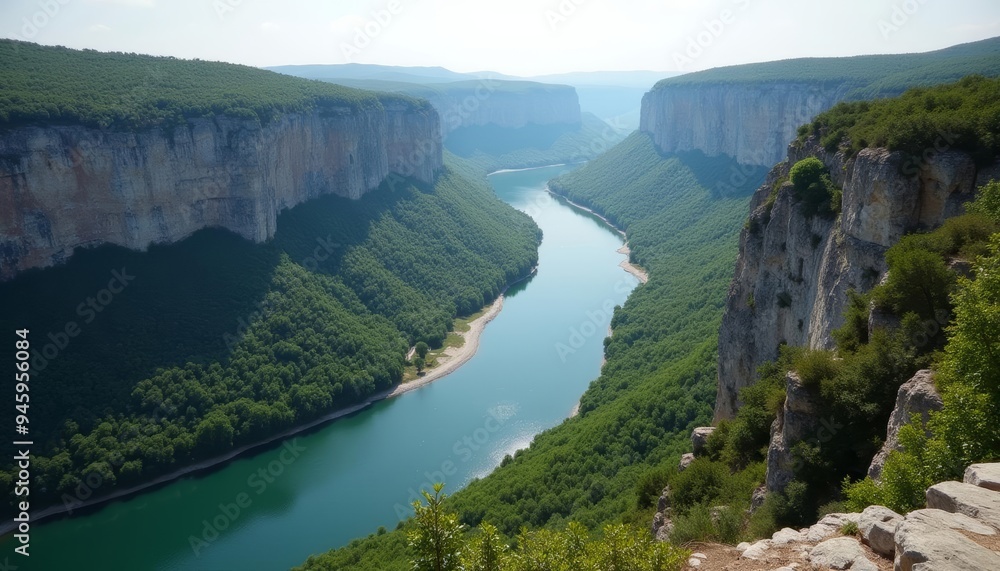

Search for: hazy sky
xmin=2 ymin=0 xmax=1000 ymax=76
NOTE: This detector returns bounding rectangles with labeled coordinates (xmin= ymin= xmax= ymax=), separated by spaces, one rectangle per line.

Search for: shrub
xmin=669 ymin=459 xmax=730 ymax=512
xmin=789 ymin=157 xmax=841 ymax=218
xmin=793 ymin=350 xmax=841 ymax=387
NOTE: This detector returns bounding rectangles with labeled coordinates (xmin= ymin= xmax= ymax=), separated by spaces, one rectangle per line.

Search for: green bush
xmin=789 ymin=157 xmax=841 ymax=219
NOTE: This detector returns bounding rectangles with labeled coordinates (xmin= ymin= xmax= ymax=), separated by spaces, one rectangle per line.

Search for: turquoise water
xmin=9 ymin=165 xmax=638 ymax=570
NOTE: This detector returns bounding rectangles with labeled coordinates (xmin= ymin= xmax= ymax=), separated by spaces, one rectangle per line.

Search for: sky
xmin=2 ymin=0 xmax=1000 ymax=77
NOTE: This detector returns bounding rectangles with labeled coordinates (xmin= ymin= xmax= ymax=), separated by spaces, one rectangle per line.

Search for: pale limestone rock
xmin=965 ymin=463 xmax=1000 ymax=492
xmin=894 ymin=509 xmax=1000 ymax=571
xmin=691 ymin=426 xmax=716 ymax=456
xmin=713 ymin=134 xmax=985 ymax=422
xmin=858 ymin=505 xmax=902 ymax=558
xmin=926 ymin=480 xmax=1000 ymax=529
xmin=772 ymin=527 xmax=806 ymax=545
xmin=736 ymin=541 xmax=752 ymax=554
xmin=742 ymin=539 xmax=772 ymax=560
xmin=679 ymin=453 xmax=695 ymax=472
xmin=640 ymin=82 xmax=847 ymax=166
xmin=686 ymin=557 xmax=701 ymax=568
xmin=766 ymin=372 xmax=819 ymax=493
xmin=808 ymin=537 xmax=877 ymax=570
xmin=0 ymin=107 xmax=442 ymax=280
xmin=868 ymin=370 xmax=942 ymax=479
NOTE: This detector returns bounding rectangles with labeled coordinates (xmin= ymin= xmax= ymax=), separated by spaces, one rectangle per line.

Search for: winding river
xmin=8 ymin=164 xmax=639 ymax=570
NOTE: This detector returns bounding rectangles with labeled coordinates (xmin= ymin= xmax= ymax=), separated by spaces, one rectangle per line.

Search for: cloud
xmin=89 ymin=24 xmax=112 ymax=33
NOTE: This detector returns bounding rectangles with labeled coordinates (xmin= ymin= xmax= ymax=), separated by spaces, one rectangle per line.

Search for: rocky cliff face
xmin=715 ymin=138 xmax=997 ymax=421
xmin=0 ymin=104 xmax=441 ymax=280
xmin=427 ymin=83 xmax=581 ymax=137
xmin=640 ymin=83 xmax=849 ymax=166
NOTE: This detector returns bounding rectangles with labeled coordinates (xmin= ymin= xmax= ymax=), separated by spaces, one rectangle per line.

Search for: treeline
xmin=652 ymin=36 xmax=1000 ymax=98
xmin=0 ymin=165 xmax=540 ymax=511
xmin=0 ymin=39 xmax=428 ymax=131
xmin=800 ymin=75 xmax=1000 ymax=163
xmin=306 ymin=132 xmax=765 ymax=568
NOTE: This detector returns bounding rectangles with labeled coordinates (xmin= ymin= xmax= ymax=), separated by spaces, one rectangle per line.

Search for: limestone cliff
xmin=640 ymin=83 xmax=849 ymax=166
xmin=422 ymin=82 xmax=581 ymax=138
xmin=714 ymin=138 xmax=997 ymax=421
xmin=0 ymin=103 xmax=441 ymax=280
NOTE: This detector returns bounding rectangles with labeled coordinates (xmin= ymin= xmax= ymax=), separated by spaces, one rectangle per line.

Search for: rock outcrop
xmin=731 ymin=463 xmax=1000 ymax=570
xmin=640 ymin=82 xmax=849 ymax=166
xmin=714 ymin=137 xmax=993 ymax=421
xmin=765 ymin=372 xmax=819 ymax=494
xmin=0 ymin=103 xmax=442 ymax=280
xmin=858 ymin=505 xmax=902 ymax=558
xmin=867 ymin=370 xmax=943 ymax=479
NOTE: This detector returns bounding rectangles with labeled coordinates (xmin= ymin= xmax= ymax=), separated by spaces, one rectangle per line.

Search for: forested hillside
xmin=0 ymin=39 xmax=424 ymax=130
xmin=0 ymin=161 xmax=540 ymax=511
xmin=652 ymin=36 xmax=1000 ymax=99
xmin=297 ymin=132 xmax=765 ymax=569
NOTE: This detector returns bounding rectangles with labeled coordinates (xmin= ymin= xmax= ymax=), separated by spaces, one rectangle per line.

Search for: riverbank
xmin=547 ymin=189 xmax=649 ymax=284
xmin=0 ymin=279 xmax=518 ymax=537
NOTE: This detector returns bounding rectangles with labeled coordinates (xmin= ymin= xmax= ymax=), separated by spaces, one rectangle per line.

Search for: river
xmin=9 ymin=164 xmax=639 ymax=570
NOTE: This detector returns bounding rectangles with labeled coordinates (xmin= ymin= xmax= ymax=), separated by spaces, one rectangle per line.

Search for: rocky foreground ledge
xmin=666 ymin=463 xmax=1000 ymax=570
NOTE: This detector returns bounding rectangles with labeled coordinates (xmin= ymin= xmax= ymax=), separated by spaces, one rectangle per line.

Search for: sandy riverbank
xmin=547 ymin=189 xmax=649 ymax=284
xmin=0 ymin=287 xmax=512 ymax=537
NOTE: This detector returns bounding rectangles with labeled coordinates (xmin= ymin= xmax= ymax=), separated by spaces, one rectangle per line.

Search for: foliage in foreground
xmin=406 ymin=484 xmax=689 ymax=571
xmin=846 ymin=229 xmax=1000 ymax=513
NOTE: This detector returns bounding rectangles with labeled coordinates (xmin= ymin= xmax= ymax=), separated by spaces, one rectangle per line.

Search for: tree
xmin=414 ymin=356 xmax=426 ymax=374
xmin=462 ymin=523 xmax=509 ymax=571
xmin=408 ymin=483 xmax=464 ymax=571
xmin=416 ymin=341 xmax=430 ymax=360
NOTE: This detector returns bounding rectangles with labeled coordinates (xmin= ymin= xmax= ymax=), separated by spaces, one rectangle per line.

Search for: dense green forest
xmin=0 ymin=159 xmax=540 ymax=510
xmin=298 ymin=132 xmax=765 ymax=569
xmin=798 ymin=75 xmax=1000 ymax=163
xmin=0 ymin=39 xmax=427 ymax=130
xmin=653 ymin=36 xmax=1000 ymax=99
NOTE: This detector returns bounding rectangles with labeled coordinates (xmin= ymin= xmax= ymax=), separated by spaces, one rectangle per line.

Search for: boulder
xmin=679 ymin=453 xmax=695 ymax=472
xmin=894 ymin=509 xmax=1000 ymax=571
xmin=965 ymin=463 xmax=1000 ymax=492
xmin=741 ymin=539 xmax=772 ymax=560
xmin=926 ymin=480 xmax=1000 ymax=530
xmin=858 ymin=505 xmax=902 ymax=558
xmin=803 ymin=513 xmax=861 ymax=543
xmin=691 ymin=426 xmax=716 ymax=456
xmin=867 ymin=370 xmax=942 ymax=480
xmin=771 ymin=527 xmax=805 ymax=545
xmin=808 ymin=537 xmax=878 ymax=570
